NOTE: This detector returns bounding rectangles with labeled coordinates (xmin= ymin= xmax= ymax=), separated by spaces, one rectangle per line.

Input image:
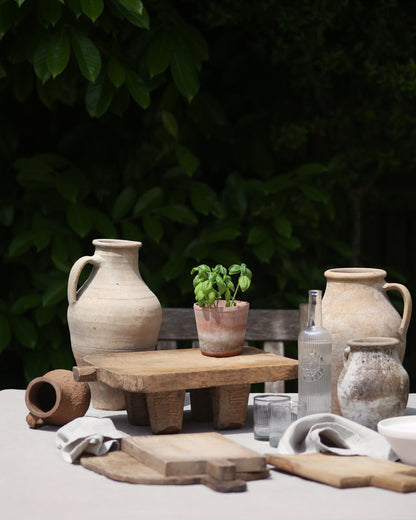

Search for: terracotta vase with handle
xmin=67 ymin=239 xmax=162 ymax=410
xmin=321 ymin=267 xmax=412 ymax=415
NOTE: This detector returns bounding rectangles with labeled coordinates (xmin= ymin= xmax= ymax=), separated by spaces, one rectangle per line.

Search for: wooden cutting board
xmin=81 ymin=432 xmax=269 ymax=493
xmin=266 ymin=453 xmax=416 ymax=493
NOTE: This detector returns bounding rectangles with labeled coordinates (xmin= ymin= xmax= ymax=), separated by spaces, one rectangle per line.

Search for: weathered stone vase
xmin=67 ymin=239 xmax=162 ymax=410
xmin=337 ymin=337 xmax=409 ymax=430
xmin=25 ymin=369 xmax=90 ymax=428
xmin=194 ymin=300 xmax=249 ymax=357
xmin=322 ymin=268 xmax=412 ymax=414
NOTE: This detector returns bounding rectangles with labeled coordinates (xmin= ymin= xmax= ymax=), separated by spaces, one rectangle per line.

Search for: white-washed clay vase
xmin=25 ymin=369 xmax=90 ymax=428
xmin=67 ymin=239 xmax=162 ymax=410
xmin=193 ymin=300 xmax=249 ymax=357
xmin=337 ymin=337 xmax=409 ymax=430
xmin=321 ymin=268 xmax=412 ymax=415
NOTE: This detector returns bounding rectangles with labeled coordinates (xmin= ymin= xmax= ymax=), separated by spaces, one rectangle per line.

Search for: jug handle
xmin=67 ymin=255 xmax=99 ymax=305
xmin=343 ymin=346 xmax=350 ymax=365
xmin=383 ymin=282 xmax=413 ymax=337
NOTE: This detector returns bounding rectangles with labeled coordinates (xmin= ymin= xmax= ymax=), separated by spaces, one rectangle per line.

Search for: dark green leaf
xmin=0 ymin=202 xmax=14 ymax=226
xmin=273 ymin=216 xmax=292 ymax=238
xmin=11 ymin=294 xmax=42 ymax=314
xmin=142 ymin=215 xmax=163 ymax=243
xmin=92 ymin=209 xmax=117 ymax=237
xmin=33 ymin=39 xmax=51 ymax=84
xmin=34 ymin=305 xmax=56 ymax=326
xmin=147 ymin=35 xmax=171 ymax=77
xmin=190 ymin=181 xmax=220 ymax=216
xmin=67 ymin=204 xmax=93 ymax=237
xmin=171 ymin=48 xmax=199 ymax=102
xmin=70 ymin=28 xmax=101 ymax=82
xmin=226 ymin=172 xmax=247 ymax=216
xmin=85 ymin=74 xmax=114 ymax=117
xmin=0 ymin=315 xmax=12 ymax=353
xmin=107 ymin=56 xmax=125 ymax=87
xmin=199 ymin=226 xmax=240 ymax=244
xmin=31 ymin=228 xmax=51 ymax=252
xmin=125 ymin=70 xmax=150 ymax=109
xmin=121 ymin=221 xmax=142 ymax=241
xmin=81 ymin=0 xmax=104 ymax=22
xmin=12 ymin=316 xmax=38 ymax=349
xmin=176 ymin=145 xmax=199 ymax=176
xmin=253 ymin=237 xmax=275 ymax=263
xmin=264 ymin=174 xmax=292 ymax=195
xmin=66 ymin=0 xmax=82 ymax=17
xmin=110 ymin=0 xmax=148 ymax=29
xmin=295 ymin=163 xmax=327 ymax=176
xmin=37 ymin=0 xmax=63 ymax=27
xmin=47 ymin=26 xmax=70 ymax=78
xmin=133 ymin=187 xmax=163 ymax=216
xmin=299 ymin=184 xmax=330 ymax=203
xmin=42 ymin=278 xmax=67 ymax=306
xmin=51 ymin=234 xmax=71 ymax=271
xmin=8 ymin=231 xmax=33 ymax=257
xmin=247 ymin=226 xmax=271 ymax=245
xmin=112 ymin=186 xmax=137 ymax=221
xmin=161 ymin=256 xmax=185 ymax=281
xmin=161 ymin=110 xmax=178 ymax=138
xmin=159 ymin=204 xmax=198 ymax=225
xmin=117 ymin=0 xmax=143 ymax=14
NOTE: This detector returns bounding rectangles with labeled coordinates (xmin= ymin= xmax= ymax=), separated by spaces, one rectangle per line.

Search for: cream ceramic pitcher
xmin=321 ymin=267 xmax=412 ymax=415
xmin=67 ymin=239 xmax=162 ymax=410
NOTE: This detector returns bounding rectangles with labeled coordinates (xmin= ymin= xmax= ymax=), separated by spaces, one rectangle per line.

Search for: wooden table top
xmin=73 ymin=346 xmax=298 ymax=393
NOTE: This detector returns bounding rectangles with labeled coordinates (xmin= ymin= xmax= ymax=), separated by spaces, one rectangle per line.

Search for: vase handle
xmin=67 ymin=255 xmax=99 ymax=305
xmin=383 ymin=282 xmax=413 ymax=337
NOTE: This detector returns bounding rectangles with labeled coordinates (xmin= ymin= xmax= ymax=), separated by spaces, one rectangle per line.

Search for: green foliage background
xmin=1 ymin=0 xmax=415 ymax=389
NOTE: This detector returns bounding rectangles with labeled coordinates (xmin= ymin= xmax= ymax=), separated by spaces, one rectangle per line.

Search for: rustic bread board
xmin=81 ymin=432 xmax=269 ymax=492
xmin=266 ymin=453 xmax=416 ymax=493
xmin=122 ymin=432 xmax=267 ymax=477
xmin=74 ymin=346 xmax=298 ymax=393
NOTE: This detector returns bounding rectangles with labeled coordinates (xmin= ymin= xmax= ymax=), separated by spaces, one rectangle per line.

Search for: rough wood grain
xmin=158 ymin=308 xmax=299 ymax=342
xmin=122 ymin=432 xmax=267 ymax=476
xmin=77 ymin=346 xmax=298 ymax=393
xmin=266 ymin=453 xmax=416 ymax=493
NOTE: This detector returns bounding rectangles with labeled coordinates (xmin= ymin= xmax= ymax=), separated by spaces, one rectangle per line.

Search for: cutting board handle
xmin=73 ymin=366 xmax=97 ymax=382
xmin=206 ymin=459 xmax=237 ymax=481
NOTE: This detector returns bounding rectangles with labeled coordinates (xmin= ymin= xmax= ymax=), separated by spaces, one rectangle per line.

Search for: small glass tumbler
xmin=269 ymin=399 xmax=308 ymax=448
xmin=253 ymin=394 xmax=290 ymax=441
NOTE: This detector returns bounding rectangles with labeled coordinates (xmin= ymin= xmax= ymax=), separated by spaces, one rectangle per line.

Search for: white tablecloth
xmin=2 ymin=389 xmax=416 ymax=520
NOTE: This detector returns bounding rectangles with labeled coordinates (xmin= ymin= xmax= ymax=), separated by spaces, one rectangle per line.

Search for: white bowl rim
xmin=378 ymin=416 xmax=416 ymax=439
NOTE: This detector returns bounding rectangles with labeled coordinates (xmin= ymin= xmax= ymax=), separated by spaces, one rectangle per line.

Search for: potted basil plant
xmin=191 ymin=263 xmax=252 ymax=357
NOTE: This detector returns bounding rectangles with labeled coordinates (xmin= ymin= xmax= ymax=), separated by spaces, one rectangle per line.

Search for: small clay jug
xmin=322 ymin=267 xmax=412 ymax=414
xmin=67 ymin=239 xmax=162 ymax=410
xmin=25 ymin=369 xmax=90 ymax=428
xmin=193 ymin=300 xmax=249 ymax=357
xmin=337 ymin=337 xmax=409 ymax=430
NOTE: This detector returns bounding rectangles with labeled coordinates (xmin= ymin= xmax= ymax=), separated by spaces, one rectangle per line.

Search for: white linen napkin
xmin=56 ymin=417 xmax=127 ymax=463
xmin=275 ymin=413 xmax=398 ymax=461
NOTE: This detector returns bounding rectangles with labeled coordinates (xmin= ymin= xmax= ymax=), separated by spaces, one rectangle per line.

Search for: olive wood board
xmin=266 ymin=453 xmax=416 ymax=493
xmin=73 ymin=346 xmax=298 ymax=393
xmin=80 ymin=432 xmax=269 ymax=493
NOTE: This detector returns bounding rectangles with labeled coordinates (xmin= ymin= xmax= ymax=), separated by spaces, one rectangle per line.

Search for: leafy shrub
xmin=1 ymin=0 xmax=414 ymax=388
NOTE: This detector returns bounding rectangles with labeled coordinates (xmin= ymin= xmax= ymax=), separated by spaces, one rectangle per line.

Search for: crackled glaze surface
xmin=337 ymin=337 xmax=409 ymax=430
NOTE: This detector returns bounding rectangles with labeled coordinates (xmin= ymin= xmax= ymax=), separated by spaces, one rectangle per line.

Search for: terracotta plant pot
xmin=25 ymin=369 xmax=90 ymax=428
xmin=67 ymin=238 xmax=162 ymax=410
xmin=193 ymin=300 xmax=249 ymax=357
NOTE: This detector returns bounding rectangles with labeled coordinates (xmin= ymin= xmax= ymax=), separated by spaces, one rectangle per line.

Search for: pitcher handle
xmin=383 ymin=282 xmax=412 ymax=337
xmin=67 ymin=255 xmax=99 ymax=305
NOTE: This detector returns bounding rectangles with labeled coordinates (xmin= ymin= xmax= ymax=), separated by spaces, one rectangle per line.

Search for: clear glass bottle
xmin=298 ymin=289 xmax=332 ymax=415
